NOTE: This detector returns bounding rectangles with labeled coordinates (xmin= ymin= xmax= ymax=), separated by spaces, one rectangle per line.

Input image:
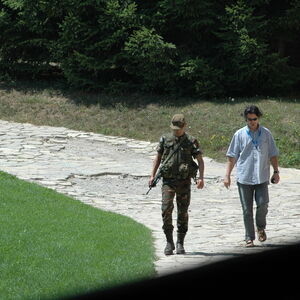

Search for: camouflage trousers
xmin=161 ymin=179 xmax=191 ymax=234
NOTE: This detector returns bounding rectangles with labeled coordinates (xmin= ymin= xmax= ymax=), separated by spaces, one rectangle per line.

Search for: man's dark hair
xmin=243 ymin=105 xmax=263 ymax=119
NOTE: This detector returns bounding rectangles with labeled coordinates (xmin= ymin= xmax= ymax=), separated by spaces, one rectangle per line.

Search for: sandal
xmin=245 ymin=240 xmax=254 ymax=247
xmin=258 ymin=229 xmax=267 ymax=242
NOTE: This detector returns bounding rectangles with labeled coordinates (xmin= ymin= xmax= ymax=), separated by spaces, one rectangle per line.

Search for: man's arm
xmin=195 ymin=154 xmax=204 ymax=189
xmin=270 ymin=156 xmax=280 ymax=184
xmin=224 ymin=157 xmax=236 ymax=189
xmin=149 ymin=153 xmax=162 ymax=186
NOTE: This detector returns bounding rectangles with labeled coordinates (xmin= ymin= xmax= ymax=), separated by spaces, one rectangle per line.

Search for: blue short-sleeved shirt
xmin=226 ymin=125 xmax=279 ymax=185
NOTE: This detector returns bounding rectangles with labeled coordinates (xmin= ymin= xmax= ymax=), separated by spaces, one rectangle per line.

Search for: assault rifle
xmin=146 ymin=135 xmax=188 ymax=195
xmin=146 ymin=169 xmax=162 ymax=195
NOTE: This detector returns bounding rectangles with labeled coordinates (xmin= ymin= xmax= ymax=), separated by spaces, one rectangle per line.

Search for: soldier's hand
xmin=149 ymin=176 xmax=155 ymax=187
xmin=196 ymin=179 xmax=204 ymax=189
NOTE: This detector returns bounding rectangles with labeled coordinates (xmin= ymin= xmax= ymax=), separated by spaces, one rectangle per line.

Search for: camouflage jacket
xmin=156 ymin=133 xmax=202 ymax=179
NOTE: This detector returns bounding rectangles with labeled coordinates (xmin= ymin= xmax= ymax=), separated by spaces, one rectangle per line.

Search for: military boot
xmin=176 ymin=233 xmax=186 ymax=254
xmin=164 ymin=232 xmax=175 ymax=255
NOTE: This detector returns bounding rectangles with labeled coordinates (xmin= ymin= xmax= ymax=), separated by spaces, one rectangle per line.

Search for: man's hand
xmin=271 ymin=173 xmax=280 ymax=184
xmin=224 ymin=157 xmax=235 ymax=189
xmin=196 ymin=179 xmax=204 ymax=189
xmin=224 ymin=175 xmax=231 ymax=189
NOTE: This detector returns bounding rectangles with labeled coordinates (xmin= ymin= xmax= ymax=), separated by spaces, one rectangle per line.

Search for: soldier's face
xmin=173 ymin=127 xmax=185 ymax=137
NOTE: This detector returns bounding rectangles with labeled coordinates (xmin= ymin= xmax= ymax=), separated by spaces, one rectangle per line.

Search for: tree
xmin=0 ymin=0 xmax=299 ymax=96
xmin=0 ymin=0 xmax=61 ymax=79
xmin=216 ymin=0 xmax=298 ymax=95
xmin=263 ymin=0 xmax=300 ymax=67
xmin=55 ymin=0 xmax=139 ymax=90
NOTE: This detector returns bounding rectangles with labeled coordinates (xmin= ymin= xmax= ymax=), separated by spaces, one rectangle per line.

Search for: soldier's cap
xmin=170 ymin=114 xmax=186 ymax=130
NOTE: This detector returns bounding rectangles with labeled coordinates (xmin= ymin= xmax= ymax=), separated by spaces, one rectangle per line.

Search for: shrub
xmin=124 ymin=27 xmax=177 ymax=93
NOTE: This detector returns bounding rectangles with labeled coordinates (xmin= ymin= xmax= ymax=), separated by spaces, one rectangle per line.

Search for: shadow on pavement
xmin=185 ymin=251 xmax=247 ymax=257
xmin=183 ymin=243 xmax=291 ymax=257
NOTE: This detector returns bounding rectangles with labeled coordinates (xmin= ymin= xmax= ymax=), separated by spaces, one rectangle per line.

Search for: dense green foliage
xmin=0 ymin=0 xmax=300 ymax=96
xmin=0 ymin=171 xmax=155 ymax=299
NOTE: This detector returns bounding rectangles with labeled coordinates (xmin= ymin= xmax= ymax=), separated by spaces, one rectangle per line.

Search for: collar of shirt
xmin=174 ymin=133 xmax=186 ymax=143
xmin=246 ymin=126 xmax=262 ymax=148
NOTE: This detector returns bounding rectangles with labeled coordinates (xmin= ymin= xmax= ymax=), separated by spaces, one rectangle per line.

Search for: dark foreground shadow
xmin=66 ymin=243 xmax=300 ymax=299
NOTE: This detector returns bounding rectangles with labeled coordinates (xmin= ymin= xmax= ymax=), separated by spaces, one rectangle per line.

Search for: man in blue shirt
xmin=224 ymin=105 xmax=280 ymax=247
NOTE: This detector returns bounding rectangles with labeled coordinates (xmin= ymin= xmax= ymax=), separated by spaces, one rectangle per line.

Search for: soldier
xmin=149 ymin=114 xmax=204 ymax=255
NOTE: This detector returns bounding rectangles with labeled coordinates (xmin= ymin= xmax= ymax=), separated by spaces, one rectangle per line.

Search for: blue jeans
xmin=237 ymin=182 xmax=269 ymax=241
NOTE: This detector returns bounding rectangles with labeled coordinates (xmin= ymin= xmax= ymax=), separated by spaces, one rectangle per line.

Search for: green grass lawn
xmin=0 ymin=82 xmax=299 ymax=168
xmin=0 ymin=172 xmax=155 ymax=300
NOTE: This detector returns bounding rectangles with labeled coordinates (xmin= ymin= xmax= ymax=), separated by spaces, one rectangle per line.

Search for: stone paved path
xmin=0 ymin=120 xmax=300 ymax=275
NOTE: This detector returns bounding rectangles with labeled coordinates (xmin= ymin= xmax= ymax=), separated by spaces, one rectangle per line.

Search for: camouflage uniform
xmin=157 ymin=133 xmax=202 ymax=236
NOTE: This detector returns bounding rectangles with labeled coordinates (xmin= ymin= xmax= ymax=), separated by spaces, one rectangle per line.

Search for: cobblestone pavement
xmin=0 ymin=120 xmax=299 ymax=276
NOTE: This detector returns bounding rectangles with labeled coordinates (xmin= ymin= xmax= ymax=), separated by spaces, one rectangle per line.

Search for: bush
xmin=178 ymin=57 xmax=224 ymax=97
xmin=124 ymin=27 xmax=177 ymax=93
